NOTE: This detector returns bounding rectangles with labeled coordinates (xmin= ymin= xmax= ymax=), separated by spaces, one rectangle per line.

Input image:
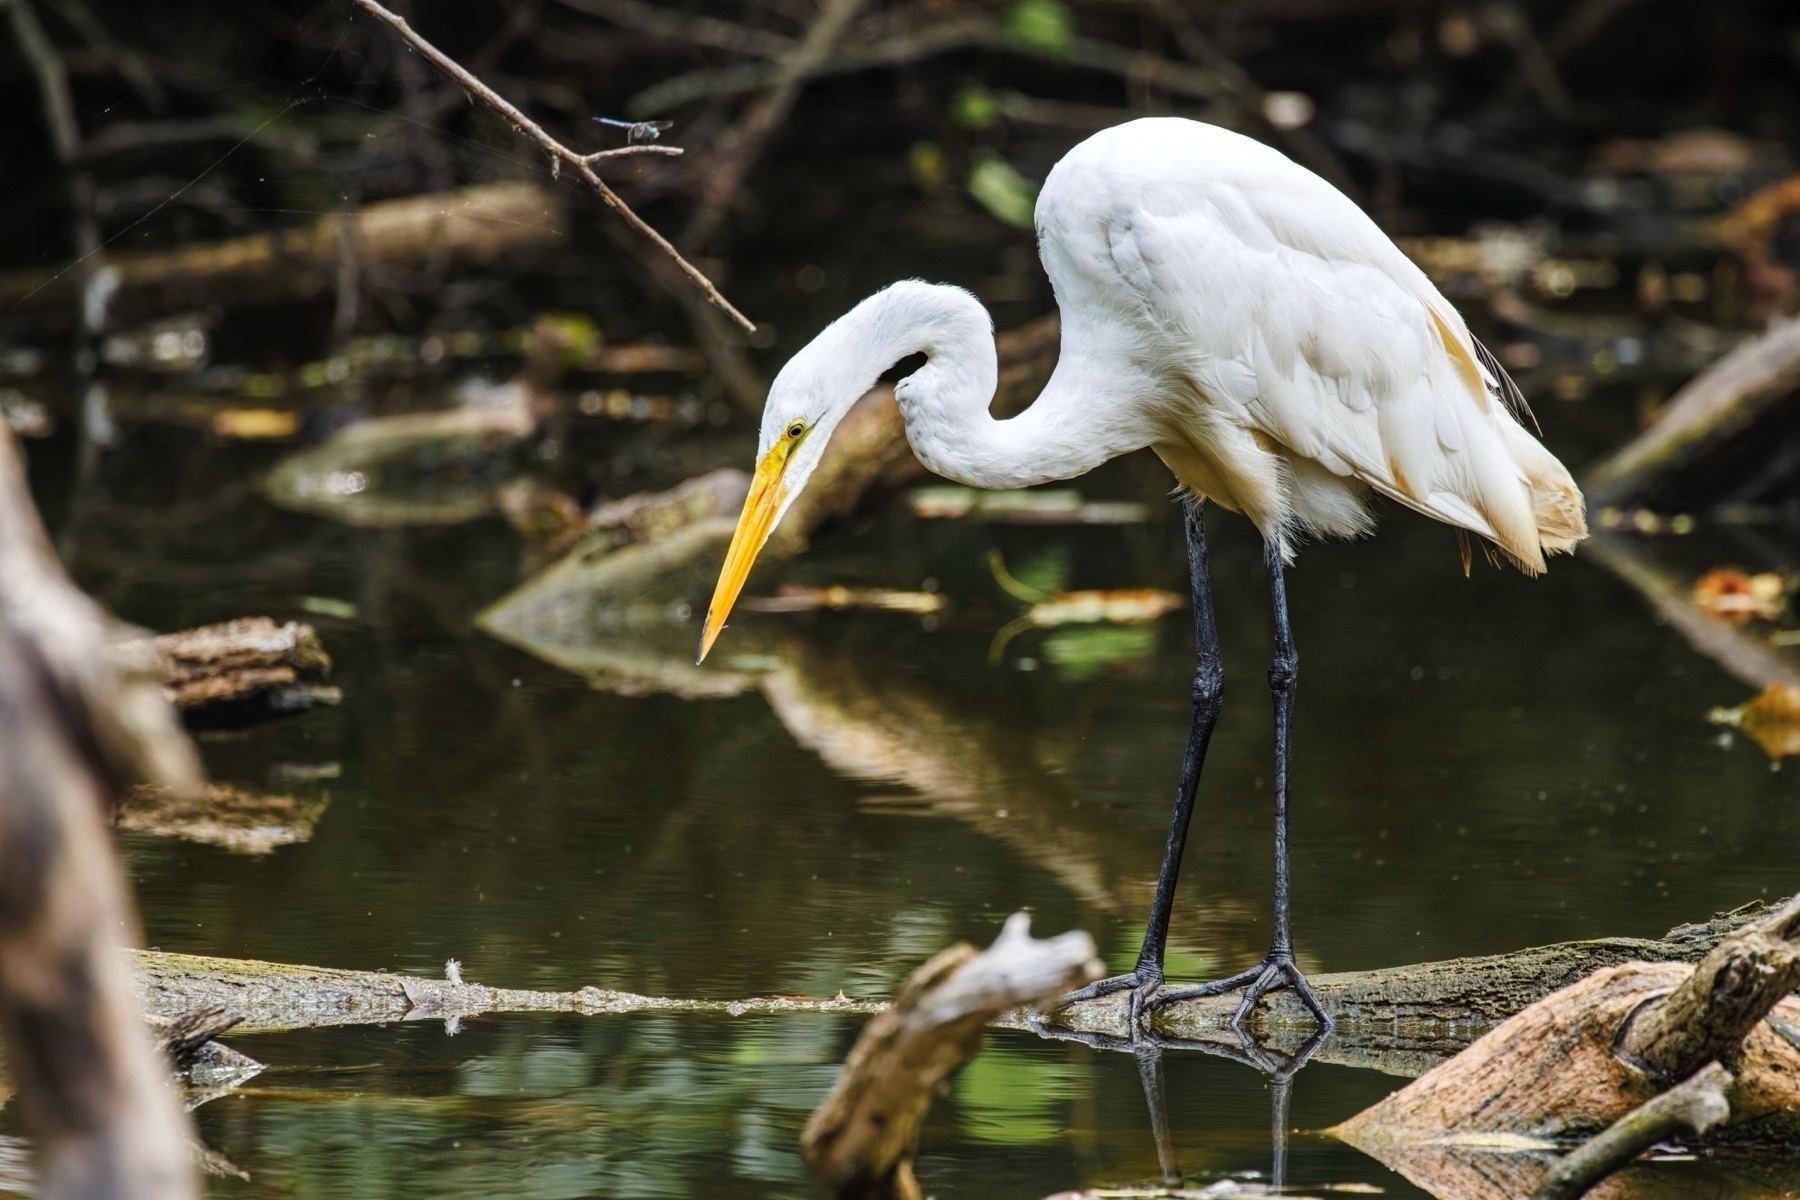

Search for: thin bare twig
xmin=347 ymin=0 xmax=756 ymax=334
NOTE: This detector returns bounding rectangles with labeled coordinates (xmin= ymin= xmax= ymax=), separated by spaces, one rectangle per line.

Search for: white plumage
xmin=700 ymin=115 xmax=1586 ymax=656
xmin=700 ymin=116 xmax=1590 ymax=1028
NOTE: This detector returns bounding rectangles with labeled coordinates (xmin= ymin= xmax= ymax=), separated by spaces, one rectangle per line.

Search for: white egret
xmin=699 ymin=116 xmax=1586 ymax=1030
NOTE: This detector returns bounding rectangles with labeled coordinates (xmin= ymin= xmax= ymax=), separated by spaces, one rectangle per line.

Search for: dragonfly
xmin=594 ymin=116 xmax=674 ymax=146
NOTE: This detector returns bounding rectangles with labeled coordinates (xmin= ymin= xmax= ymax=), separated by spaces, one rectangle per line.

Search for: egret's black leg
xmin=1147 ymin=539 xmax=1332 ymax=1031
xmin=1056 ymin=500 xmax=1223 ymax=1025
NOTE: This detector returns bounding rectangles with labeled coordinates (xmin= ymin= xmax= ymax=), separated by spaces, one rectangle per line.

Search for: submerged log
xmin=0 ymin=183 xmax=567 ymax=331
xmin=0 ymin=423 xmax=199 ymax=1197
xmin=114 ymin=617 xmax=336 ymax=719
xmin=801 ymin=914 xmax=1103 ymax=1200
xmin=1336 ymin=896 xmax=1800 ymax=1199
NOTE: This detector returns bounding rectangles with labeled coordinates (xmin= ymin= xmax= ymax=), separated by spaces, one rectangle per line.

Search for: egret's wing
xmin=1071 ymin=121 xmax=1579 ymax=569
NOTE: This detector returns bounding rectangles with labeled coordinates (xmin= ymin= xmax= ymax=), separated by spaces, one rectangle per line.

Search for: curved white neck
xmin=812 ymin=282 xmax=1150 ymax=490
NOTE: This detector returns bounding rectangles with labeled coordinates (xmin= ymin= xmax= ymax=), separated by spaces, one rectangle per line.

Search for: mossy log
xmin=129 ymin=903 xmax=1769 ymax=1066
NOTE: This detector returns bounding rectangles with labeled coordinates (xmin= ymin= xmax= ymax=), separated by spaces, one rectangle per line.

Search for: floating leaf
xmin=1692 ymin=567 xmax=1787 ymax=624
xmin=967 ymin=154 xmax=1038 ymax=230
xmin=1005 ymin=0 xmax=1074 ymax=56
xmin=1711 ymin=683 xmax=1800 ymax=759
xmin=739 ymin=585 xmax=945 ymax=615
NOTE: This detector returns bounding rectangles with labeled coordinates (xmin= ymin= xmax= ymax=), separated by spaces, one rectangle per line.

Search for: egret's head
xmin=697 ymin=336 xmax=859 ymax=662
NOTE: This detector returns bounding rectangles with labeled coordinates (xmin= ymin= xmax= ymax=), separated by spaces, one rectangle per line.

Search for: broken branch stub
xmin=1617 ymin=890 xmax=1800 ymax=1082
xmin=114 ymin=617 xmax=335 ymax=719
xmin=801 ymin=914 xmax=1102 ymax=1200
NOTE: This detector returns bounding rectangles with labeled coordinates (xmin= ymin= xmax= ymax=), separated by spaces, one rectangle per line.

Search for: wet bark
xmin=1531 ymin=1062 xmax=1733 ymax=1200
xmin=801 ymin=914 xmax=1103 ymax=1200
xmin=0 ymin=422 xmax=199 ymax=1198
xmin=1336 ymin=897 xmax=1800 ymax=1200
xmin=113 ymin=616 xmax=336 ymax=718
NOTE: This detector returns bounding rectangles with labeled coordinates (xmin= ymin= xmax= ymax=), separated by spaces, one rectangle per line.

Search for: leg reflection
xmin=1030 ymin=1012 xmax=1328 ymax=1190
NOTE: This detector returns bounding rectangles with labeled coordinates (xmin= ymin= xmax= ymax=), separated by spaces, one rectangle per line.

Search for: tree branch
xmin=346 ymin=0 xmax=756 ymax=334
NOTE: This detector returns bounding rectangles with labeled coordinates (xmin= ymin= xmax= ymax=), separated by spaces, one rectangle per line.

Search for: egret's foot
xmin=1144 ymin=952 xmax=1333 ymax=1032
xmin=1056 ymin=965 xmax=1164 ymax=1029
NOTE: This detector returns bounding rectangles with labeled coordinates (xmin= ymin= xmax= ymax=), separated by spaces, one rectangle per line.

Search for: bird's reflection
xmin=1032 ymin=1013 xmax=1327 ymax=1192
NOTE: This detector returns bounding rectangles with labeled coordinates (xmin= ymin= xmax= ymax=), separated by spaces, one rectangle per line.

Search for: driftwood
xmin=0 ymin=184 xmax=565 ymax=332
xmin=801 ymin=914 xmax=1103 ymax=1200
xmin=1585 ymin=315 xmax=1800 ymax=512
xmin=0 ymin=422 xmax=198 ymax=1197
xmin=1336 ymin=896 xmax=1800 ymax=1200
xmin=128 ymin=949 xmax=883 ymax=1034
xmin=113 ymin=617 xmax=336 ymax=718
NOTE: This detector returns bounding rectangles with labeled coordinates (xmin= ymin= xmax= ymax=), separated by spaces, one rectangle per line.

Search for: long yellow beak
xmin=698 ymin=445 xmax=791 ymax=662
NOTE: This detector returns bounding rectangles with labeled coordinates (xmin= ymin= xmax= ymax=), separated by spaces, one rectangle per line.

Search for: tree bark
xmin=0 ymin=423 xmax=199 ymax=1199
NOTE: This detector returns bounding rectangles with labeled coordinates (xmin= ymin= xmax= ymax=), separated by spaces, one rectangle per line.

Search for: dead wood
xmin=1532 ymin=1061 xmax=1733 ymax=1200
xmin=128 ymin=948 xmax=885 ymax=1034
xmin=1334 ymin=899 xmax=1800 ymax=1200
xmin=0 ymin=183 xmax=566 ymax=332
xmin=1585 ymin=315 xmax=1800 ymax=511
xmin=801 ymin=913 xmax=1103 ymax=1200
xmin=113 ymin=617 xmax=335 ymax=718
xmin=347 ymin=0 xmax=753 ymax=332
xmin=0 ymin=422 xmax=199 ymax=1196
xmin=1616 ymin=892 xmax=1800 ymax=1081
xmin=117 ymin=782 xmax=328 ymax=855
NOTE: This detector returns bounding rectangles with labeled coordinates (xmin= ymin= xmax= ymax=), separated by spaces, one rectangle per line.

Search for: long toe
xmin=1058 ymin=968 xmax=1154 ymax=1010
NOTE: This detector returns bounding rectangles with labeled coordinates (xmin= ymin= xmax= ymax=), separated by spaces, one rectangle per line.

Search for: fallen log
xmin=0 ymin=183 xmax=567 ymax=332
xmin=801 ymin=914 xmax=1103 ymax=1200
xmin=1335 ymin=895 xmax=1800 ymax=1199
xmin=113 ymin=617 xmax=336 ymax=720
xmin=126 ymin=902 xmax=1770 ymax=1065
xmin=1584 ymin=314 xmax=1800 ymax=513
xmin=128 ymin=949 xmax=883 ymax=1034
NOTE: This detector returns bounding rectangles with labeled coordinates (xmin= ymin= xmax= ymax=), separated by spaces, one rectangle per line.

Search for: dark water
xmin=12 ymin=402 xmax=1799 ymax=1198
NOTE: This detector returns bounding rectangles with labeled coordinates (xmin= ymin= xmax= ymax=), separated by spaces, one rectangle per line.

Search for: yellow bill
xmin=698 ymin=444 xmax=791 ymax=662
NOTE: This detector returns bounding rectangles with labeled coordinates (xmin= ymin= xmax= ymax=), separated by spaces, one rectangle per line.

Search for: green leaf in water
xmin=967 ymin=153 xmax=1038 ymax=230
xmin=1006 ymin=0 xmax=1074 ymax=56
xmin=955 ymin=1040 xmax=1083 ymax=1144
xmin=1042 ymin=624 xmax=1155 ymax=681
xmin=951 ymin=85 xmax=999 ymax=128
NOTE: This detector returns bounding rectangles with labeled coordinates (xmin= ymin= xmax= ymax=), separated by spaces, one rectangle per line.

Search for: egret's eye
xmin=786 ymin=422 xmax=806 ymax=439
